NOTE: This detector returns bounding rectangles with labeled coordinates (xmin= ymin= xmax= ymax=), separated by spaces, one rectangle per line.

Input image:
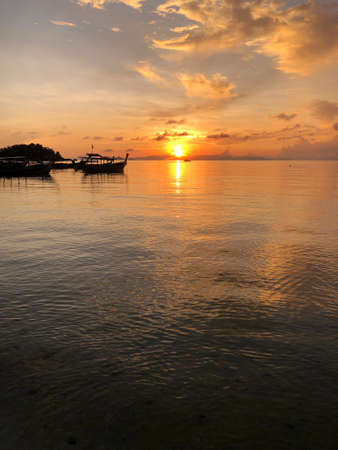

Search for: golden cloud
xmin=170 ymin=25 xmax=199 ymax=33
xmin=155 ymin=0 xmax=278 ymax=50
xmin=153 ymin=33 xmax=193 ymax=51
xmin=133 ymin=62 xmax=166 ymax=84
xmin=76 ymin=0 xmax=142 ymax=9
xmin=155 ymin=0 xmax=338 ymax=76
xmin=178 ymin=73 xmax=235 ymax=98
xmin=50 ymin=20 xmax=77 ymax=27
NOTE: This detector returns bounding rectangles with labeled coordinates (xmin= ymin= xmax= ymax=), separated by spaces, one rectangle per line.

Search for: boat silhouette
xmin=0 ymin=157 xmax=52 ymax=177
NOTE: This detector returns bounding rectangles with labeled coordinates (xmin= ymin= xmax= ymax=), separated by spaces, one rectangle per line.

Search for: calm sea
xmin=0 ymin=161 xmax=338 ymax=450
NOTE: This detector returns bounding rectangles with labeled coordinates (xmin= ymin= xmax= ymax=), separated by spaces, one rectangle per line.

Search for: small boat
xmin=81 ymin=153 xmax=129 ymax=174
xmin=0 ymin=157 xmax=52 ymax=177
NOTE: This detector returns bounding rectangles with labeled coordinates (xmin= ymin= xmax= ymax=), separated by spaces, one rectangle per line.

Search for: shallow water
xmin=1 ymin=161 xmax=338 ymax=449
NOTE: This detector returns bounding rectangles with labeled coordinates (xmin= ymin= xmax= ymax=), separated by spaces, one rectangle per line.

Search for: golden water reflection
xmin=167 ymin=159 xmax=186 ymax=194
xmin=175 ymin=160 xmax=181 ymax=193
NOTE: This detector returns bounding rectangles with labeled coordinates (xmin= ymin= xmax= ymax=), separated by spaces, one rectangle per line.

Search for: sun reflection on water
xmin=175 ymin=160 xmax=181 ymax=193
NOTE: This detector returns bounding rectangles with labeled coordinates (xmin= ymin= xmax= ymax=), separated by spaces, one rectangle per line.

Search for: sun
xmin=173 ymin=144 xmax=184 ymax=158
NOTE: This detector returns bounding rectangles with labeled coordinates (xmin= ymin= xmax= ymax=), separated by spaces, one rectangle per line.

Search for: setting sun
xmin=173 ymin=144 xmax=184 ymax=158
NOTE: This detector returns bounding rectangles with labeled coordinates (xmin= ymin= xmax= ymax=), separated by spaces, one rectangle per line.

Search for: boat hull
xmin=83 ymin=161 xmax=127 ymax=174
xmin=0 ymin=162 xmax=52 ymax=177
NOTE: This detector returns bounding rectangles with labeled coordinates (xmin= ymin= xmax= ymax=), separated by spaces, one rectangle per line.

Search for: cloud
xmin=50 ymin=20 xmax=77 ymax=28
xmin=83 ymin=136 xmax=105 ymax=140
xmin=166 ymin=119 xmax=186 ymax=125
xmin=76 ymin=0 xmax=143 ymax=10
xmin=133 ymin=61 xmax=166 ymax=85
xmin=54 ymin=131 xmax=72 ymax=136
xmin=131 ymin=136 xmax=147 ymax=141
xmin=153 ymin=133 xmax=169 ymax=141
xmin=279 ymin=136 xmax=338 ymax=160
xmin=207 ymin=132 xmax=230 ymax=139
xmin=273 ymin=113 xmax=297 ymax=121
xmin=206 ymin=124 xmax=318 ymax=144
xmin=76 ymin=0 xmax=105 ymax=8
xmin=5 ymin=131 xmax=40 ymax=145
xmin=170 ymin=25 xmax=199 ymax=33
xmin=153 ymin=130 xmax=191 ymax=141
xmin=258 ymin=2 xmax=338 ymax=75
xmin=153 ymin=33 xmax=192 ymax=51
xmin=155 ymin=0 xmax=338 ymax=76
xmin=155 ymin=0 xmax=280 ymax=52
xmin=178 ymin=73 xmax=235 ymax=98
xmin=311 ymin=100 xmax=338 ymax=121
xmin=149 ymin=93 xmax=245 ymax=120
xmin=113 ymin=136 xmax=124 ymax=141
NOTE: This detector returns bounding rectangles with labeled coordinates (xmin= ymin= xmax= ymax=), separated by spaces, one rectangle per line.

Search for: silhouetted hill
xmin=0 ymin=143 xmax=63 ymax=161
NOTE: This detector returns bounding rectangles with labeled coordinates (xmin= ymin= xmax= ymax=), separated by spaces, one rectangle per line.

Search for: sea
xmin=0 ymin=160 xmax=338 ymax=450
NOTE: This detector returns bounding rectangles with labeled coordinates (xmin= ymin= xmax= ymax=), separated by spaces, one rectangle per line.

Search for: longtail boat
xmin=81 ymin=153 xmax=129 ymax=174
xmin=0 ymin=157 xmax=52 ymax=177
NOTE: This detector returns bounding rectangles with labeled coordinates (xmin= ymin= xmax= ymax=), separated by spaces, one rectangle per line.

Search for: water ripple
xmin=0 ymin=162 xmax=338 ymax=449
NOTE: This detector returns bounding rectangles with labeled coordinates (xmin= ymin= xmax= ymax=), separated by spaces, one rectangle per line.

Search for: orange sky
xmin=1 ymin=0 xmax=338 ymax=159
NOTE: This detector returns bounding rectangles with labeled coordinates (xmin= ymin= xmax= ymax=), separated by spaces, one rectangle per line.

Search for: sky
xmin=1 ymin=0 xmax=338 ymax=159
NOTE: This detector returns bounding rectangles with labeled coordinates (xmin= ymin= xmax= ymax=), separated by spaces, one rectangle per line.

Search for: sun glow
xmin=173 ymin=144 xmax=184 ymax=158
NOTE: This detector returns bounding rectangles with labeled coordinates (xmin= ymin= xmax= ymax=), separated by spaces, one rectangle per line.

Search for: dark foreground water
xmin=1 ymin=161 xmax=338 ymax=450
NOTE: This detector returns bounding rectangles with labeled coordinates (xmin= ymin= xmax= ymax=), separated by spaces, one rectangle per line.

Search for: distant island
xmin=0 ymin=143 xmax=64 ymax=161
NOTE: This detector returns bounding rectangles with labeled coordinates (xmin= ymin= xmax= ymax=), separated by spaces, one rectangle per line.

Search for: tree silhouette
xmin=0 ymin=143 xmax=63 ymax=161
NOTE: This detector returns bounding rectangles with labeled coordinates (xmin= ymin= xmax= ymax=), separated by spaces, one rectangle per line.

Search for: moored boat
xmin=81 ymin=153 xmax=129 ymax=174
xmin=0 ymin=157 xmax=53 ymax=177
